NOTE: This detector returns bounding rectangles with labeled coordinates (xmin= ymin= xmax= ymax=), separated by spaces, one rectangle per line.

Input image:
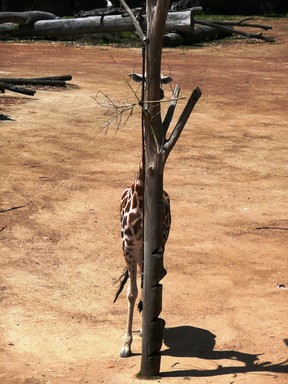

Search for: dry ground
xmin=0 ymin=19 xmax=287 ymax=384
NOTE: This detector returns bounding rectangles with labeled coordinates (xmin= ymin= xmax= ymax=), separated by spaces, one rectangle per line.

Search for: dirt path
xmin=0 ymin=19 xmax=287 ymax=384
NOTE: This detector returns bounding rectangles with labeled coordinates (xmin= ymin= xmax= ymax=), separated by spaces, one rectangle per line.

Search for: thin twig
xmin=0 ymin=205 xmax=26 ymax=213
xmin=256 ymin=227 xmax=288 ymax=231
xmin=145 ymin=96 xmax=185 ymax=104
xmin=195 ymin=19 xmax=275 ymax=42
xmin=108 ymin=53 xmax=141 ymax=104
xmin=213 ymin=19 xmax=272 ymax=31
xmin=94 ymin=89 xmax=184 ymax=134
xmin=93 ymin=90 xmax=139 ymax=133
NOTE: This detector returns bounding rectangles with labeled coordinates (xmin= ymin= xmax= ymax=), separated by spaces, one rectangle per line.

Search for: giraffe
xmin=114 ymin=161 xmax=171 ymax=358
xmin=128 ymin=73 xmax=173 ymax=100
xmin=113 ymin=72 xmax=173 ymax=357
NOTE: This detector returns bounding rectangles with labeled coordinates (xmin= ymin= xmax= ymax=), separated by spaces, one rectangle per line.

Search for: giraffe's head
xmin=129 ymin=73 xmax=173 ymax=99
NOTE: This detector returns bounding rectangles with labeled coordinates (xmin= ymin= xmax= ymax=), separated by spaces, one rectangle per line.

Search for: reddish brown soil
xmin=0 ymin=19 xmax=287 ymax=384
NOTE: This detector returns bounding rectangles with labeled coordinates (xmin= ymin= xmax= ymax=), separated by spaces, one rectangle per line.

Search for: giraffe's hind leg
xmin=120 ymin=258 xmax=138 ymax=358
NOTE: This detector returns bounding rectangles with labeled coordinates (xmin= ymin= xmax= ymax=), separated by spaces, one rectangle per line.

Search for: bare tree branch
xmin=195 ymin=19 xmax=275 ymax=42
xmin=0 ymin=82 xmax=35 ymax=96
xmin=145 ymin=0 xmax=171 ymax=146
xmin=213 ymin=18 xmax=272 ymax=31
xmin=0 ymin=205 xmax=26 ymax=213
xmin=162 ymin=83 xmax=181 ymax=134
xmin=118 ymin=0 xmax=146 ymax=42
xmin=163 ymin=87 xmax=202 ymax=161
xmin=93 ymin=90 xmax=139 ymax=133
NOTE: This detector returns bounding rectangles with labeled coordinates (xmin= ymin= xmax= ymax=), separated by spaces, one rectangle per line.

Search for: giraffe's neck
xmin=133 ymin=161 xmax=144 ymax=198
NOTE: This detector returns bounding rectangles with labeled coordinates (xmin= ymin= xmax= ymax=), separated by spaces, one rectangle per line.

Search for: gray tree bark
xmin=140 ymin=0 xmax=202 ymax=377
xmin=0 ymin=9 xmax=196 ymax=37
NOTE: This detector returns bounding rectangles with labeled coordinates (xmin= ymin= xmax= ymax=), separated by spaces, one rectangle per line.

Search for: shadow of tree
xmin=161 ymin=326 xmax=288 ymax=378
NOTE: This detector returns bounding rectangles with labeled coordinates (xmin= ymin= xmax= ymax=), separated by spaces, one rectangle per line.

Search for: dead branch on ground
xmin=0 ymin=205 xmax=26 ymax=213
xmin=194 ymin=19 xmax=275 ymax=42
xmin=0 ymin=82 xmax=36 ymax=96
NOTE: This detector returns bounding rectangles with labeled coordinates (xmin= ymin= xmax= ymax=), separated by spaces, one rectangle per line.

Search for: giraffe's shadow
xmin=161 ymin=326 xmax=288 ymax=378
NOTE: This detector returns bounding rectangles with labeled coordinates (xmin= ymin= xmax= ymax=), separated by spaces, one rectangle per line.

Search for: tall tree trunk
xmin=141 ymin=0 xmax=171 ymax=377
xmin=118 ymin=0 xmax=201 ymax=377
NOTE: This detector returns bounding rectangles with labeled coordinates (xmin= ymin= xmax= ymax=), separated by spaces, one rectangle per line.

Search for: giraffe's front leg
xmin=120 ymin=267 xmax=138 ymax=357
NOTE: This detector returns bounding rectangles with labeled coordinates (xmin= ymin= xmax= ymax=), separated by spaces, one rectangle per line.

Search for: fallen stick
xmin=0 ymin=74 xmax=72 ymax=85
xmin=0 ymin=205 xmax=26 ymax=213
xmin=256 ymin=226 xmax=288 ymax=231
xmin=212 ymin=18 xmax=272 ymax=31
xmin=195 ymin=19 xmax=275 ymax=42
xmin=0 ymin=82 xmax=35 ymax=96
xmin=2 ymin=79 xmax=65 ymax=86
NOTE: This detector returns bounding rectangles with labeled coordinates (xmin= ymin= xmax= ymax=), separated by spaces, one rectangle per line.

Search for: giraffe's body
xmin=117 ymin=163 xmax=171 ymax=357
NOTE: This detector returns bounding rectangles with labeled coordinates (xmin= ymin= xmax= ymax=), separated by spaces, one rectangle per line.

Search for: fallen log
xmin=0 ymin=75 xmax=72 ymax=82
xmin=0 ymin=11 xmax=273 ymax=45
xmin=0 ymin=9 xmax=196 ymax=37
xmin=164 ymin=25 xmax=232 ymax=47
xmin=0 ymin=82 xmax=36 ymax=96
xmin=0 ymin=11 xmax=58 ymax=25
xmin=1 ymin=79 xmax=64 ymax=86
xmin=75 ymin=6 xmax=202 ymax=18
xmin=0 ymin=75 xmax=72 ymax=87
xmin=2 ymin=79 xmax=66 ymax=86
xmin=164 ymin=17 xmax=274 ymax=46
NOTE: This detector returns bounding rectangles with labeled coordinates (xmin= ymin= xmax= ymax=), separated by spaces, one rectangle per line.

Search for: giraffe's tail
xmin=113 ymin=269 xmax=129 ymax=303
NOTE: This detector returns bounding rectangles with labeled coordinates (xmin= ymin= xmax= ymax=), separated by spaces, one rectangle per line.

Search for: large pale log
xmin=0 ymin=9 xmax=197 ymax=37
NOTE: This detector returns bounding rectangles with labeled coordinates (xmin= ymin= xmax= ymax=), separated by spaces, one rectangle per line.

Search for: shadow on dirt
xmin=161 ymin=326 xmax=288 ymax=378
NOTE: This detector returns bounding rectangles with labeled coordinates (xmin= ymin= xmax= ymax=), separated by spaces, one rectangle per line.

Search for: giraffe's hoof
xmin=120 ymin=348 xmax=132 ymax=358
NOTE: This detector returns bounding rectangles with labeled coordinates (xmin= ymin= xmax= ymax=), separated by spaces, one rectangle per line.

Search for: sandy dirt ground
xmin=0 ymin=18 xmax=287 ymax=384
